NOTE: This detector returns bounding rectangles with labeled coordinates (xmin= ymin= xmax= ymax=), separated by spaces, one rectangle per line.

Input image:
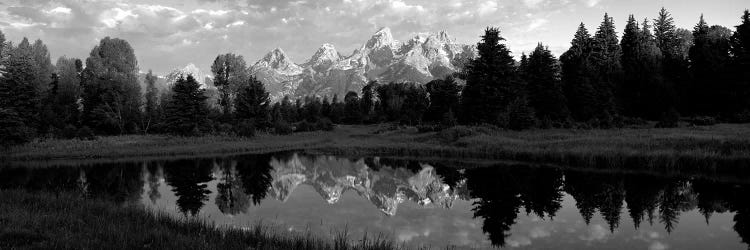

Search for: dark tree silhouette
xmin=235 ymin=75 xmax=270 ymax=129
xmin=164 ymin=159 xmax=214 ymax=216
xmin=164 ymin=75 xmax=209 ymax=136
xmin=425 ymin=76 xmax=461 ymax=124
xmin=460 ymin=27 xmax=523 ymax=126
xmin=524 ymin=43 xmax=569 ymax=123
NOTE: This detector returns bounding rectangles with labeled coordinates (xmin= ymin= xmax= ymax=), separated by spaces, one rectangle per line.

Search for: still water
xmin=1 ymin=152 xmax=748 ymax=249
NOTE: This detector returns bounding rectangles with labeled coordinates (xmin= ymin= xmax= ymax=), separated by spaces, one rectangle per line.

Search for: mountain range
xmin=251 ymin=27 xmax=476 ymax=100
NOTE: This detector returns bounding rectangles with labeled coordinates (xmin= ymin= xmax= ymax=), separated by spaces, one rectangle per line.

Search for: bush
xmin=76 ymin=126 xmax=96 ymax=140
xmin=507 ymin=98 xmax=536 ymax=130
xmin=236 ymin=119 xmax=256 ymax=138
xmin=274 ymin=120 xmax=294 ymax=135
xmin=656 ymin=108 xmax=680 ymax=128
xmin=438 ymin=126 xmax=474 ymax=142
xmin=318 ymin=118 xmax=334 ymax=131
xmin=685 ymin=116 xmax=717 ymax=126
xmin=60 ymin=125 xmax=78 ymax=139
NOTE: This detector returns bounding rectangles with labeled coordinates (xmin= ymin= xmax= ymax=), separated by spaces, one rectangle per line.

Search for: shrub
xmin=685 ymin=116 xmax=717 ymax=126
xmin=0 ymin=108 xmax=34 ymax=146
xmin=656 ymin=108 xmax=680 ymax=128
xmin=60 ymin=125 xmax=78 ymax=139
xmin=236 ymin=119 xmax=256 ymax=138
xmin=76 ymin=126 xmax=96 ymax=140
xmin=507 ymin=98 xmax=536 ymax=130
xmin=274 ymin=120 xmax=294 ymax=135
xmin=438 ymin=126 xmax=474 ymax=142
xmin=295 ymin=120 xmax=314 ymax=132
xmin=318 ymin=118 xmax=334 ymax=131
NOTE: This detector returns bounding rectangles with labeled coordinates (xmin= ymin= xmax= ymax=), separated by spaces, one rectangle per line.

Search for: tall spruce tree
xmin=2 ymin=38 xmax=40 ymax=131
xmin=653 ymin=8 xmax=686 ymax=117
xmin=460 ymin=27 xmax=523 ymax=125
xmin=689 ymin=16 xmax=732 ymax=115
xmin=164 ymin=75 xmax=208 ymax=136
xmin=425 ymin=76 xmax=461 ymax=123
xmin=590 ymin=13 xmax=622 ymax=124
xmin=730 ymin=10 xmax=750 ymax=115
xmin=31 ymin=39 xmax=54 ymax=94
xmin=621 ymin=16 xmax=665 ymax=119
xmin=343 ymin=91 xmax=362 ymax=124
xmin=525 ymin=43 xmax=569 ymax=122
xmin=561 ymin=23 xmax=598 ymax=121
xmin=234 ymin=75 xmax=270 ymax=128
xmin=144 ymin=70 xmax=159 ymax=133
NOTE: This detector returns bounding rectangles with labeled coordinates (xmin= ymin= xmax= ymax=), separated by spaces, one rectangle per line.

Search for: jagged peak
xmin=308 ymin=43 xmax=340 ymax=64
xmin=365 ymin=27 xmax=395 ymax=49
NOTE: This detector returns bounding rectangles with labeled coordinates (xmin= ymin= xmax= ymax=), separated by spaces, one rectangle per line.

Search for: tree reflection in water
xmin=1 ymin=154 xmax=749 ymax=248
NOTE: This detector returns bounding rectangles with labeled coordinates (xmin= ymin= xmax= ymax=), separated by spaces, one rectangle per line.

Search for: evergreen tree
xmin=330 ymin=94 xmax=345 ymax=124
xmin=589 ymin=13 xmax=622 ymax=124
xmin=689 ymin=16 xmax=733 ymax=115
xmin=460 ymin=27 xmax=523 ymax=125
xmin=653 ymin=8 xmax=687 ymax=119
xmin=235 ymin=75 xmax=270 ymax=129
xmin=525 ymin=43 xmax=569 ymax=122
xmin=343 ymin=91 xmax=362 ymax=124
xmin=321 ymin=95 xmax=332 ymax=118
xmin=425 ymin=76 xmax=461 ymax=123
xmin=211 ymin=53 xmax=248 ymax=116
xmin=621 ymin=16 xmax=665 ymax=119
xmin=561 ymin=23 xmax=598 ymax=121
xmin=730 ymin=10 xmax=750 ymax=115
xmin=361 ymin=80 xmax=379 ymax=122
xmin=144 ymin=70 xmax=159 ymax=133
xmin=31 ymin=39 xmax=54 ymax=93
xmin=81 ymin=37 xmax=142 ymax=134
xmin=164 ymin=75 xmax=209 ymax=136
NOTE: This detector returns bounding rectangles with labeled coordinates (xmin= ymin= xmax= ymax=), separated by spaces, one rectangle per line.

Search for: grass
xmin=3 ymin=124 xmax=750 ymax=176
xmin=0 ymin=189 xmax=418 ymax=250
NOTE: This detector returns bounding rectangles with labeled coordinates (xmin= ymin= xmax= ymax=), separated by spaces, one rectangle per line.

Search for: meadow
xmin=3 ymin=123 xmax=750 ymax=176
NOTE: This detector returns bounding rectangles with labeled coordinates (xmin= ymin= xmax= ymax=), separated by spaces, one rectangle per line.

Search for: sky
xmin=0 ymin=0 xmax=748 ymax=75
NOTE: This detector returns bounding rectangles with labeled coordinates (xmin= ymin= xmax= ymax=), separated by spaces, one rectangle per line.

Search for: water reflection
xmin=1 ymin=153 xmax=749 ymax=249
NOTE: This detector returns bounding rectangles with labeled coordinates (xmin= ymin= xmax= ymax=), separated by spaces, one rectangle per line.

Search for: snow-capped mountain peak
xmin=365 ymin=27 xmax=396 ymax=49
xmin=306 ymin=43 xmax=340 ymax=70
xmin=165 ymin=63 xmax=212 ymax=89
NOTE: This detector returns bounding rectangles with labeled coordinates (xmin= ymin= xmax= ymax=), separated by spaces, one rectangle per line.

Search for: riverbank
xmin=0 ymin=189 xmax=403 ymax=250
xmin=3 ymin=124 xmax=750 ymax=175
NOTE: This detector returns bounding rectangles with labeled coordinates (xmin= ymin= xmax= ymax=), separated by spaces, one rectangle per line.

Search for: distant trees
xmin=4 ymin=8 xmax=750 ymax=145
xmin=164 ymin=75 xmax=209 ymax=136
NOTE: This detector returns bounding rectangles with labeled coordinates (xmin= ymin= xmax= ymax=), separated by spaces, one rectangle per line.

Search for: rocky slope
xmin=250 ymin=27 xmax=475 ymax=101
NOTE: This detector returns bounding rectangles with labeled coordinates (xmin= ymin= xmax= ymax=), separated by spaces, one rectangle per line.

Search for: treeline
xmin=1 ymin=8 xmax=749 ymax=146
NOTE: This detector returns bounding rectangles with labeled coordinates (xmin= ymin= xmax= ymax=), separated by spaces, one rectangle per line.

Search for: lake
xmin=1 ymin=152 xmax=748 ymax=249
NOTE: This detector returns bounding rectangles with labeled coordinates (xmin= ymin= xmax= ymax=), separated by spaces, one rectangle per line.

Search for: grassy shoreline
xmin=3 ymin=124 xmax=750 ymax=176
xmin=0 ymin=189 xmax=407 ymax=250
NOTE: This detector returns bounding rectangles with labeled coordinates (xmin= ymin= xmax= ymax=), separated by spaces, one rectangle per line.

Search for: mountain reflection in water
xmin=1 ymin=152 xmax=749 ymax=249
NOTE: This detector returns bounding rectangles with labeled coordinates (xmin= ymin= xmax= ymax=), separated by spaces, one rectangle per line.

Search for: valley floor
xmin=3 ymin=124 xmax=750 ymax=175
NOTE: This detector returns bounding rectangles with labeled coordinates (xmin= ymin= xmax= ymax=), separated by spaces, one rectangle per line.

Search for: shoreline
xmin=3 ymin=124 xmax=750 ymax=177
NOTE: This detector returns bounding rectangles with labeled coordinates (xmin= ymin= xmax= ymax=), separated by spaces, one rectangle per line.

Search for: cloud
xmin=522 ymin=0 xmax=545 ymax=8
xmin=585 ymin=0 xmax=601 ymax=7
xmin=528 ymin=18 xmax=549 ymax=31
xmin=649 ymin=241 xmax=669 ymax=250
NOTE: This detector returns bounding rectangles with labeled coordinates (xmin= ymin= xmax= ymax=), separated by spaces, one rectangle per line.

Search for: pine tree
xmin=31 ymin=39 xmax=54 ymax=94
xmin=653 ymin=8 xmax=686 ymax=118
xmin=460 ymin=27 xmax=523 ymax=125
xmin=164 ymin=75 xmax=209 ymax=136
xmin=144 ymin=70 xmax=159 ymax=133
xmin=425 ymin=76 xmax=461 ymax=123
xmin=343 ymin=91 xmax=362 ymax=124
xmin=561 ymin=23 xmax=598 ymax=121
xmin=2 ymin=39 xmax=40 ymax=131
xmin=235 ymin=75 xmax=270 ymax=129
xmin=525 ymin=43 xmax=569 ymax=122
xmin=361 ymin=80 xmax=379 ymax=123
xmin=689 ymin=16 xmax=732 ymax=115
xmin=590 ymin=13 xmax=622 ymax=123
xmin=730 ymin=10 xmax=750 ymax=115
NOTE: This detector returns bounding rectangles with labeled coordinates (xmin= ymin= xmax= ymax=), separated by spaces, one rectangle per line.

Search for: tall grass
xmin=0 ymin=189 xmax=422 ymax=250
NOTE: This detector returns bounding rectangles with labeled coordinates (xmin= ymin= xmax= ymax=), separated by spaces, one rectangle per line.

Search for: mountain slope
xmin=249 ymin=28 xmax=475 ymax=100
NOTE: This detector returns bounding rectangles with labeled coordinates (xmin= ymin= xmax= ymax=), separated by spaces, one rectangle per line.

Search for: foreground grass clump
xmin=0 ymin=189 xmax=409 ymax=250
